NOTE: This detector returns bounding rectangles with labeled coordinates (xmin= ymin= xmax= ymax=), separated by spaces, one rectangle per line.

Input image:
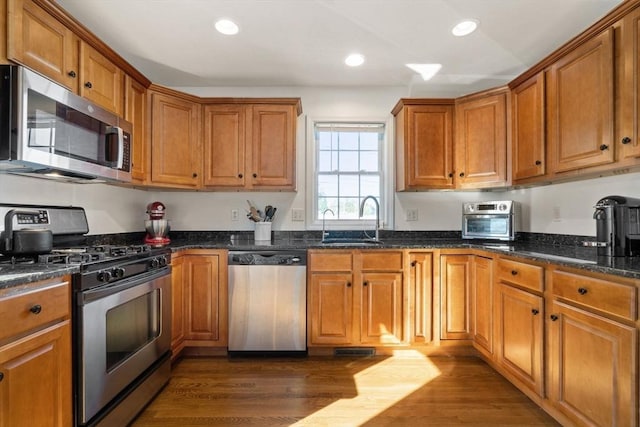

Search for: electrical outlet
xmin=406 ymin=208 xmax=418 ymax=221
xmin=231 ymin=209 xmax=239 ymax=221
xmin=552 ymin=206 xmax=561 ymax=222
xmin=291 ymin=208 xmax=305 ymax=222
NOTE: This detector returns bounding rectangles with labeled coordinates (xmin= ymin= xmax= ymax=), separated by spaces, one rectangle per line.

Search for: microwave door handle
xmin=104 ymin=126 xmax=124 ymax=168
xmin=115 ymin=126 xmax=124 ymax=169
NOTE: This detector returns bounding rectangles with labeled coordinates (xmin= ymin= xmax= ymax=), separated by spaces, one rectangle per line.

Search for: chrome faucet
xmin=322 ymin=208 xmax=335 ymax=240
xmin=359 ymin=195 xmax=380 ymax=241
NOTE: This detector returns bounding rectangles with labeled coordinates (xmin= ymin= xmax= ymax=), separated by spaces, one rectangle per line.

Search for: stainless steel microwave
xmin=0 ymin=65 xmax=131 ymax=182
xmin=462 ymin=200 xmax=518 ymax=241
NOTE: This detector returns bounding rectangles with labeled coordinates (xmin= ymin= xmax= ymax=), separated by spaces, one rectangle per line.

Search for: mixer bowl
xmin=145 ymin=219 xmax=170 ymax=237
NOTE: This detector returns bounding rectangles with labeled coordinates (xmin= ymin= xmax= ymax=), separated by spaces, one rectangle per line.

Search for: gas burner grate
xmin=90 ymin=244 xmax=151 ymax=257
xmin=0 ymin=255 xmax=38 ymax=265
xmin=39 ymin=252 xmax=106 ymax=265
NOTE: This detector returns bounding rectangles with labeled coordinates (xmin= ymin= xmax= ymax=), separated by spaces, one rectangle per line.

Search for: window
xmin=314 ymin=122 xmax=384 ymax=223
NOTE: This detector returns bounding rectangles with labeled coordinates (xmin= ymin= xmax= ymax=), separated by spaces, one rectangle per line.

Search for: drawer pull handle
xmin=550 ymin=314 xmax=558 ymax=321
xmin=511 ymin=270 xmax=518 ymax=275
xmin=30 ymin=304 xmax=42 ymax=314
xmin=531 ymin=309 xmax=539 ymax=315
xmin=578 ymin=287 xmax=588 ymax=295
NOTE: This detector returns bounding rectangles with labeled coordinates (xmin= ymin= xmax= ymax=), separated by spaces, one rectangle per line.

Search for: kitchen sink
xmin=320 ymin=238 xmax=383 ymax=247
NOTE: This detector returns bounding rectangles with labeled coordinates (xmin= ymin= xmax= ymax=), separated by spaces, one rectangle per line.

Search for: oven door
xmin=77 ymin=268 xmax=171 ymax=424
xmin=462 ymin=214 xmax=514 ymax=240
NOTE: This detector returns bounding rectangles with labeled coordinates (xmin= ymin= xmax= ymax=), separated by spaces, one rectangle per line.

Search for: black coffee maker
xmin=593 ymin=195 xmax=640 ymax=257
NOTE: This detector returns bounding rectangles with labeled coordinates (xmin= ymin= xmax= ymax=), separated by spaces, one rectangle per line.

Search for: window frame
xmin=306 ymin=116 xmax=394 ymax=231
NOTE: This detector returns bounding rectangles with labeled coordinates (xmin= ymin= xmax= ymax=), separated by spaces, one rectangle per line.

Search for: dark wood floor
xmin=131 ymin=352 xmax=560 ymax=426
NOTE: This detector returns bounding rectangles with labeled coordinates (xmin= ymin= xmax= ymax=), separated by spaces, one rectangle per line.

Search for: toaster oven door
xmin=463 ymin=214 xmax=513 ymax=240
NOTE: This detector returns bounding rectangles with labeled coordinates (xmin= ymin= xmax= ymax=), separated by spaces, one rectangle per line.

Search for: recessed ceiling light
xmin=215 ymin=19 xmax=239 ymax=35
xmin=406 ymin=63 xmax=442 ymax=81
xmin=452 ymin=19 xmax=479 ymax=37
xmin=345 ymin=53 xmax=365 ymax=67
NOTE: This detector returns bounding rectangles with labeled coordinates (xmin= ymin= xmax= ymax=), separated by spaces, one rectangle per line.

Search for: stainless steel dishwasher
xmin=228 ymin=250 xmax=307 ymax=355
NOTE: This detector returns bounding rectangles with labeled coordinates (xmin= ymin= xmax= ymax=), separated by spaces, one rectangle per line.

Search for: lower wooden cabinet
xmin=440 ymin=254 xmax=472 ymax=340
xmin=171 ymin=250 xmax=228 ymax=354
xmin=471 ymin=255 xmax=494 ymax=357
xmin=0 ymin=276 xmax=72 ymax=427
xmin=407 ymin=251 xmax=434 ymax=344
xmin=308 ymin=250 xmax=404 ymax=346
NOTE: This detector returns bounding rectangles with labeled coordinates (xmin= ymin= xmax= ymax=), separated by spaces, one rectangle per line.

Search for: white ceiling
xmin=56 ymin=0 xmax=622 ymax=97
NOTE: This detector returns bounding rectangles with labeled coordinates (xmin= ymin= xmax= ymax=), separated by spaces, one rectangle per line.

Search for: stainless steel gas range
xmin=0 ymin=204 xmax=172 ymax=427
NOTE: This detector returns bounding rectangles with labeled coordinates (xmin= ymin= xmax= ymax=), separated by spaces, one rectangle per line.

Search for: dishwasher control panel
xmin=228 ymin=250 xmax=307 ymax=266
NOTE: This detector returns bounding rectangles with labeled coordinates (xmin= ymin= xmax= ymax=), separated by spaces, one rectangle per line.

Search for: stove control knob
xmin=113 ymin=267 xmax=126 ymax=278
xmin=98 ymin=270 xmax=112 ymax=282
xmin=158 ymin=256 xmax=168 ymax=267
xmin=150 ymin=258 xmax=160 ymax=269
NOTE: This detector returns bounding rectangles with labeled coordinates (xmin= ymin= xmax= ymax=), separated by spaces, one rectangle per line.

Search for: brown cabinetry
xmin=440 ymin=254 xmax=472 ymax=339
xmin=455 ymin=88 xmax=509 ymax=188
xmin=548 ymin=28 xmax=615 ymax=174
xmin=170 ymin=253 xmax=185 ymax=356
xmin=125 ymin=75 xmax=148 ymax=183
xmin=78 ymin=41 xmax=124 ymax=115
xmin=619 ymin=6 xmax=640 ymax=160
xmin=470 ymin=255 xmax=494 ymax=357
xmin=0 ymin=276 xmax=72 ymax=427
xmin=203 ymin=100 xmax=300 ymax=190
xmin=149 ymin=88 xmax=202 ymax=188
xmin=407 ymin=251 xmax=435 ymax=344
xmin=392 ymin=100 xmax=455 ymax=190
xmin=495 ymin=257 xmax=545 ymax=397
xmin=547 ymin=268 xmax=637 ymax=427
xmin=308 ymin=250 xmax=404 ymax=346
xmin=512 ymin=72 xmax=546 ymax=182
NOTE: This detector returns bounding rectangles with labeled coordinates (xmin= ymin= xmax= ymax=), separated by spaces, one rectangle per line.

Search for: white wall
xmin=2 ymin=85 xmax=638 ymax=237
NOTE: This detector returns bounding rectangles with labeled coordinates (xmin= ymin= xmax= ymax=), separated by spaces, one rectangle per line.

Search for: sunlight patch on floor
xmin=291 ymin=350 xmax=441 ymax=426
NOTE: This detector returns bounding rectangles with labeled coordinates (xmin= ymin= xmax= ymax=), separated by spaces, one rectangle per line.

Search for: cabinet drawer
xmin=361 ymin=251 xmax=403 ymax=271
xmin=0 ymin=278 xmax=70 ymax=342
xmin=309 ymin=252 xmax=353 ymax=271
xmin=497 ymin=258 xmax=544 ymax=292
xmin=551 ymin=270 xmax=637 ymax=321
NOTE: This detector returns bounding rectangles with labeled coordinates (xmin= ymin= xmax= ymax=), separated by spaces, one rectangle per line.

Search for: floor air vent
xmin=334 ymin=347 xmax=376 ymax=357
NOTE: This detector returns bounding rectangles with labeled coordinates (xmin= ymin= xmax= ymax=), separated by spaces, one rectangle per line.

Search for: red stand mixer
xmin=144 ymin=201 xmax=170 ymax=246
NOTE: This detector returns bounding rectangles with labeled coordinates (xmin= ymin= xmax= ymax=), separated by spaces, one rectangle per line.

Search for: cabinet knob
xmin=550 ymin=314 xmax=559 ymax=321
xmin=535 ymin=160 xmax=542 ymax=165
xmin=531 ymin=309 xmax=539 ymax=315
xmin=30 ymin=304 xmax=42 ymax=314
xmin=192 ymin=173 xmax=198 ymax=178
xmin=253 ymin=173 xmax=258 ymax=178
xmin=346 ymin=282 xmax=351 ymax=287
xmin=0 ymin=372 xmax=3 ymax=382
xmin=511 ymin=270 xmax=518 ymax=276
xmin=84 ymin=81 xmax=93 ymax=89
xmin=459 ymin=172 xmax=465 ymax=177
xmin=622 ymin=136 xmax=632 ymax=145
xmin=411 ymin=261 xmax=416 ymax=267
xmin=238 ymin=173 xmax=243 ymax=178
xmin=363 ymin=281 xmax=368 ymax=287
xmin=599 ymin=144 xmax=609 ymax=151
xmin=68 ymin=70 xmax=77 ymax=78
xmin=448 ymin=173 xmax=453 ymax=178
xmin=578 ymin=287 xmax=588 ymax=295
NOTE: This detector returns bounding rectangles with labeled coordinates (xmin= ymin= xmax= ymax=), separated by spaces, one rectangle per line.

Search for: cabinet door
xmin=512 ymin=72 xmax=546 ymax=181
xmin=455 ymin=92 xmax=508 ymax=188
xmin=408 ymin=252 xmax=434 ymax=344
xmin=309 ymin=273 xmax=353 ymax=345
xmin=7 ymin=0 xmax=79 ymax=91
xmin=398 ymin=105 xmax=454 ymax=189
xmin=440 ymin=255 xmax=472 ymax=339
xmin=150 ymin=92 xmax=202 ymax=187
xmin=620 ymin=8 xmax=640 ymax=159
xmin=548 ymin=300 xmax=636 ymax=427
xmin=249 ymin=104 xmax=296 ymax=190
xmin=125 ymin=76 xmax=147 ymax=183
xmin=202 ymin=104 xmax=247 ymax=188
xmin=170 ymin=255 xmax=185 ymax=353
xmin=0 ymin=321 xmax=72 ymax=427
xmin=184 ymin=255 xmax=226 ymax=344
xmin=548 ymin=28 xmax=614 ymax=173
xmin=497 ymin=284 xmax=543 ymax=396
xmin=360 ymin=272 xmax=403 ymax=344
xmin=471 ymin=256 xmax=493 ymax=357
xmin=79 ymin=42 xmax=123 ymax=115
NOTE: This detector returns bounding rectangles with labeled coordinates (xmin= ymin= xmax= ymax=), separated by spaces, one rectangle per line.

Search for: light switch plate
xmin=231 ymin=209 xmax=239 ymax=221
xmin=292 ymin=208 xmax=305 ymax=221
xmin=406 ymin=208 xmax=418 ymax=221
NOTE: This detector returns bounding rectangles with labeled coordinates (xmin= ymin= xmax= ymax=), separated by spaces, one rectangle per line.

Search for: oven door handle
xmin=80 ymin=267 xmax=171 ymax=304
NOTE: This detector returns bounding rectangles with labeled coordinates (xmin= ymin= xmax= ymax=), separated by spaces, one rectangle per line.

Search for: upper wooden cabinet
xmin=512 ymin=72 xmax=546 ymax=182
xmin=125 ymin=76 xmax=148 ymax=183
xmin=547 ymin=28 xmax=615 ymax=174
xmin=619 ymin=6 xmax=640 ymax=160
xmin=454 ymin=88 xmax=509 ymax=189
xmin=392 ymin=100 xmax=455 ymax=190
xmin=203 ymin=100 xmax=300 ymax=191
xmin=79 ymin=41 xmax=123 ymax=116
xmin=7 ymin=0 xmax=79 ymax=90
xmin=149 ymin=88 xmax=202 ymax=188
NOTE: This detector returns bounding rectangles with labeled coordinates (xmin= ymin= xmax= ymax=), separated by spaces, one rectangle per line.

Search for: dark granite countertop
xmin=2 ymin=231 xmax=640 ymax=290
